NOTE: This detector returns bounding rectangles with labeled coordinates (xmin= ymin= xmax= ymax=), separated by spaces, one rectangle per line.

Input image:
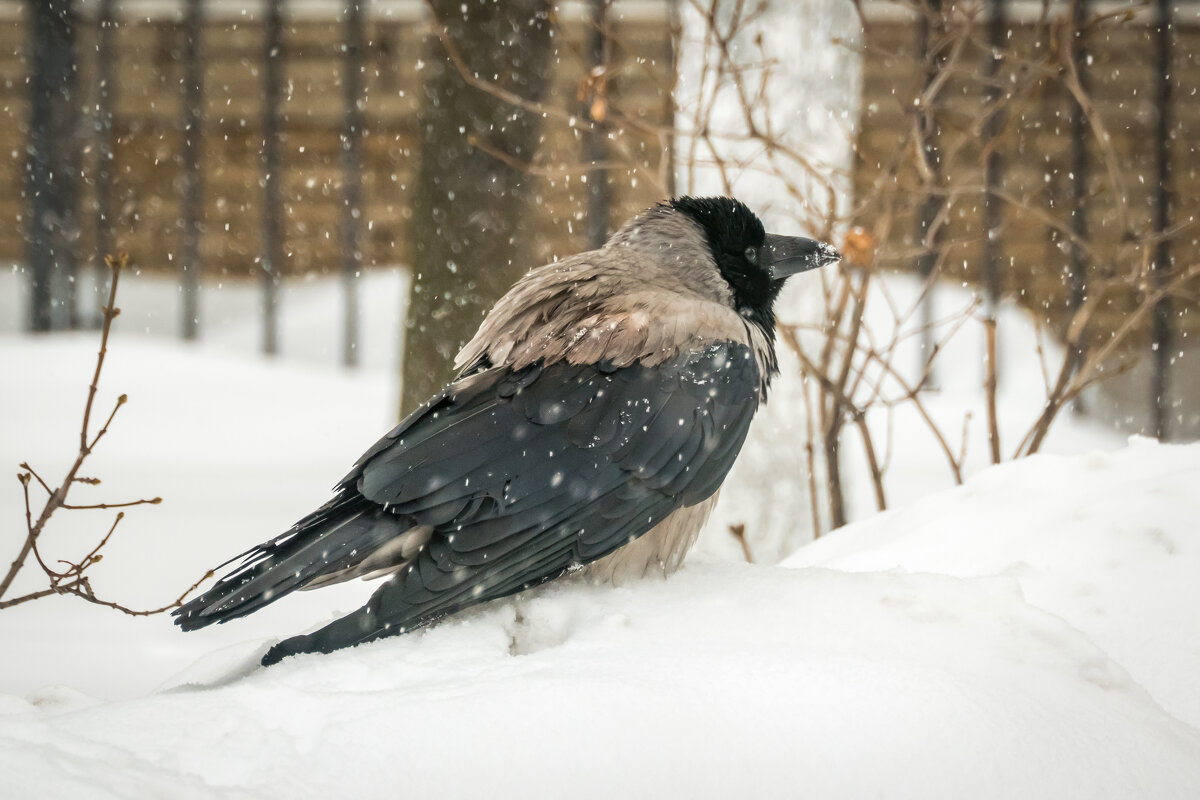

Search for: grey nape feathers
xmin=174 ymin=196 xmax=840 ymax=666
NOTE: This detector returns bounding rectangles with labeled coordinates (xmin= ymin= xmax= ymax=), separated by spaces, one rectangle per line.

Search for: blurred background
xmin=1 ymin=0 xmax=1197 ymax=575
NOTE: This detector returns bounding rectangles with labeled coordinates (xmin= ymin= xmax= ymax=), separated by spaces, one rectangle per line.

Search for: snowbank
xmin=4 ymin=561 xmax=1200 ymax=799
xmin=787 ymin=439 xmax=1200 ymax=732
xmin=3 ymin=422 xmax=1199 ymax=796
xmin=0 ymin=334 xmax=397 ymax=699
xmin=3 ymin=267 xmax=1196 ymax=797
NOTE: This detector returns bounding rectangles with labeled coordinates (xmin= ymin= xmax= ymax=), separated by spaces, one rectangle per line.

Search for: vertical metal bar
xmin=1151 ymin=0 xmax=1174 ymax=440
xmin=665 ymin=0 xmax=679 ymax=198
xmin=914 ymin=0 xmax=942 ymax=387
xmin=180 ymin=0 xmax=204 ymax=340
xmin=94 ymin=0 xmax=116 ymax=329
xmin=26 ymin=0 xmax=78 ymax=332
xmin=1068 ymin=0 xmax=1088 ymax=317
xmin=583 ymin=0 xmax=610 ymax=250
xmin=61 ymin=0 xmax=80 ymax=331
xmin=982 ymin=0 xmax=1005 ymax=320
xmin=261 ymin=0 xmax=283 ymax=356
xmin=1065 ymin=0 xmax=1090 ymax=419
xmin=340 ymin=0 xmax=364 ymax=368
xmin=26 ymin=0 xmax=54 ymax=332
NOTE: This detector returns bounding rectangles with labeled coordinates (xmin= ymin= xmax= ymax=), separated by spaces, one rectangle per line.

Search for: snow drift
xmin=1 ymin=269 xmax=1196 ymax=797
xmin=2 ymin=439 xmax=1199 ymax=799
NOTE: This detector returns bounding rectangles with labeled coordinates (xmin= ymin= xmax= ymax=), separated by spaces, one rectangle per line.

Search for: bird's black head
xmin=667 ymin=196 xmax=840 ymax=335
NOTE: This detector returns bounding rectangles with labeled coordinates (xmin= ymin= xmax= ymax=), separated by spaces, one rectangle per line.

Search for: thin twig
xmin=984 ymin=317 xmax=1001 ymax=465
xmin=81 ymin=256 xmax=123 ymax=452
xmin=21 ymin=463 xmax=53 ymax=496
xmin=0 ymin=581 xmax=86 ymax=611
xmin=61 ymin=512 xmax=126 ymax=578
xmin=59 ymin=568 xmax=216 ymax=618
xmin=61 ymin=498 xmax=162 ymax=511
xmin=2 ymin=253 xmax=207 ymax=616
xmin=727 ymin=523 xmax=754 ymax=563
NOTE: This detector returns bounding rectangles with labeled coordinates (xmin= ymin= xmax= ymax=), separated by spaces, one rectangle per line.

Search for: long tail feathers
xmin=174 ymin=494 xmax=410 ymax=631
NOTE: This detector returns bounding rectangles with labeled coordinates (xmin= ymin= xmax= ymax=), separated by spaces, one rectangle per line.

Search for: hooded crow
xmin=174 ymin=196 xmax=840 ymax=665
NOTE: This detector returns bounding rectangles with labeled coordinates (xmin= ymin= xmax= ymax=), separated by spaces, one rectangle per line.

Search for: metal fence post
xmin=340 ymin=0 xmax=365 ymax=368
xmin=26 ymin=0 xmax=80 ymax=332
xmin=1151 ymin=0 xmax=1174 ymax=440
xmin=1068 ymin=0 xmax=1089 ymax=323
xmin=982 ymin=0 xmax=1006 ymax=364
xmin=914 ymin=0 xmax=943 ymax=387
xmin=94 ymin=0 xmax=117 ymax=329
xmin=261 ymin=0 xmax=284 ymax=356
xmin=583 ymin=0 xmax=611 ymax=250
xmin=181 ymin=0 xmax=205 ymax=340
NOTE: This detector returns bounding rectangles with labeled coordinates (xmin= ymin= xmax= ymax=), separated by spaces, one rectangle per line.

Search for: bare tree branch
xmin=2 ymin=254 xmax=209 ymax=616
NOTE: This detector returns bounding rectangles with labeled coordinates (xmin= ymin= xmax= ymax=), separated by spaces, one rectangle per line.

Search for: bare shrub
xmin=1 ymin=255 xmax=210 ymax=613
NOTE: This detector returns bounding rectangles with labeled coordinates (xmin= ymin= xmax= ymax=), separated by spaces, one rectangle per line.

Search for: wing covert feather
xmin=313 ymin=340 xmax=760 ymax=646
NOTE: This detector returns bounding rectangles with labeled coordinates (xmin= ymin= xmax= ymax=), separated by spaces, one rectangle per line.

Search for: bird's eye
xmin=744 ymin=246 xmax=758 ymax=264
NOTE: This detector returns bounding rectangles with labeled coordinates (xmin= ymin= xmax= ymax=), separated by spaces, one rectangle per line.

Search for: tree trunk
xmin=401 ymin=0 xmax=553 ymax=414
xmin=26 ymin=0 xmax=80 ymax=332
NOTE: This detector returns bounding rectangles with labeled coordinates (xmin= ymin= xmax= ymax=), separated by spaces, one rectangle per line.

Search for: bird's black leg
xmin=261 ymin=601 xmax=385 ymax=666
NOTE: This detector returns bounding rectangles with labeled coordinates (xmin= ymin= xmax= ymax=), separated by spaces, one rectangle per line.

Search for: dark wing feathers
xmin=174 ymin=494 xmax=405 ymax=629
xmin=351 ymin=342 xmax=754 ymax=533
xmin=182 ymin=340 xmax=760 ymax=662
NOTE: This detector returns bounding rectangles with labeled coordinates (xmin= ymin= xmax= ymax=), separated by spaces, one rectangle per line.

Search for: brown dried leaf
xmin=589 ymin=96 xmax=608 ymax=123
xmin=842 ymin=228 xmax=876 ymax=269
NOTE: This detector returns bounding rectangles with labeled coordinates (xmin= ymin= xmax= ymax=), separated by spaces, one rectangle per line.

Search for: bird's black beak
xmin=760 ymin=233 xmax=841 ymax=281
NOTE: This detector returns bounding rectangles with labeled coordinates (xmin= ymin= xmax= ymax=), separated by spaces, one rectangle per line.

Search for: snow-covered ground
xmin=2 ymin=268 xmax=1196 ymax=797
xmin=3 ymin=429 xmax=1199 ymax=796
xmin=787 ymin=439 xmax=1200 ymax=734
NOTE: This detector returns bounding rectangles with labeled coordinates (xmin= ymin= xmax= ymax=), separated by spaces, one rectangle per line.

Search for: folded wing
xmin=178 ymin=340 xmax=760 ymax=661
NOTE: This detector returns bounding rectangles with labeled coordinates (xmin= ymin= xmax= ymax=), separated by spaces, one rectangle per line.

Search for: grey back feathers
xmin=455 ymin=205 xmax=776 ymax=397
